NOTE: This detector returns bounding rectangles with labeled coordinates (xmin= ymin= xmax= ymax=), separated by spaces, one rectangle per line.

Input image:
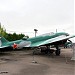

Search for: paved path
xmin=0 ymin=48 xmax=74 ymax=75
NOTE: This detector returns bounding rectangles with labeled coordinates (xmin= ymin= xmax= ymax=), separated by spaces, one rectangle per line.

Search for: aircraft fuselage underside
xmin=40 ymin=40 xmax=67 ymax=56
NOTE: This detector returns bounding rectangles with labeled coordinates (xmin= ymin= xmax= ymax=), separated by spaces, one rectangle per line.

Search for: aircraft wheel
xmin=49 ymin=49 xmax=54 ymax=54
xmin=55 ymin=49 xmax=60 ymax=56
xmin=45 ymin=50 xmax=48 ymax=54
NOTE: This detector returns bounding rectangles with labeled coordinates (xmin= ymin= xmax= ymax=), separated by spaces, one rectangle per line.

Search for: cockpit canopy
xmin=22 ymin=36 xmax=28 ymax=40
xmin=40 ymin=32 xmax=54 ymax=36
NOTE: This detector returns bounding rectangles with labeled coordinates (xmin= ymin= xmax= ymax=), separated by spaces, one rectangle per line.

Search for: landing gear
xmin=40 ymin=45 xmax=61 ymax=56
xmin=55 ymin=45 xmax=61 ymax=56
xmin=40 ymin=46 xmax=54 ymax=54
xmin=41 ymin=46 xmax=49 ymax=54
xmin=55 ymin=49 xmax=60 ymax=56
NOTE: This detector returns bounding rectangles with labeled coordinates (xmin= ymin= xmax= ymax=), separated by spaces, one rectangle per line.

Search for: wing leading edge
xmin=30 ymin=35 xmax=75 ymax=47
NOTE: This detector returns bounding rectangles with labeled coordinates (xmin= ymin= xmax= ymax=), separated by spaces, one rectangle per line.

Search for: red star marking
xmin=13 ymin=43 xmax=18 ymax=49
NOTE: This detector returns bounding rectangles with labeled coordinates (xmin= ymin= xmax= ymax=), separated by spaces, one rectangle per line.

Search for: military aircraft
xmin=0 ymin=32 xmax=75 ymax=55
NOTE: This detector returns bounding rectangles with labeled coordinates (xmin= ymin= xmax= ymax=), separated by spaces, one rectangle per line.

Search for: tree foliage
xmin=6 ymin=33 xmax=26 ymax=41
xmin=0 ymin=24 xmax=7 ymax=37
xmin=0 ymin=24 xmax=29 ymax=41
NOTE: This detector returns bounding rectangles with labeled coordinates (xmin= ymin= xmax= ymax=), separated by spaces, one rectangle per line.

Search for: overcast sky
xmin=0 ymin=0 xmax=74 ymax=38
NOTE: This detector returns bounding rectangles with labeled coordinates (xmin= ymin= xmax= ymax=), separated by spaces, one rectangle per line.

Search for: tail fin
xmin=0 ymin=35 xmax=9 ymax=46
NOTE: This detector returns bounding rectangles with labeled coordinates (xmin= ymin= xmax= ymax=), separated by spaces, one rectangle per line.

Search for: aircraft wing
xmin=0 ymin=46 xmax=10 ymax=48
xmin=0 ymin=43 xmax=11 ymax=48
xmin=30 ymin=35 xmax=75 ymax=47
xmin=0 ymin=42 xmax=14 ymax=49
xmin=0 ymin=40 xmax=22 ymax=49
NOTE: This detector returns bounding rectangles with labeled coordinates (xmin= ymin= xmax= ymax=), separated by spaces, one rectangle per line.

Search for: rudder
xmin=0 ymin=35 xmax=9 ymax=46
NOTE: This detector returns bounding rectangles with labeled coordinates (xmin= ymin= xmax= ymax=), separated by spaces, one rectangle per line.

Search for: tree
xmin=0 ymin=24 xmax=7 ymax=37
xmin=0 ymin=23 xmax=29 ymax=41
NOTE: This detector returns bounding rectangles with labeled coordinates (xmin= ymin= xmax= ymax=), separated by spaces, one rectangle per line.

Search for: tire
xmin=49 ymin=49 xmax=54 ymax=54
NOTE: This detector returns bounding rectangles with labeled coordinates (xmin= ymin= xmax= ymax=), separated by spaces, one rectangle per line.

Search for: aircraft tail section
xmin=0 ymin=35 xmax=9 ymax=46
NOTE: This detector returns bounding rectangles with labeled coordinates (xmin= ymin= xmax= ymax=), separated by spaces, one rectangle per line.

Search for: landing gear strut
xmin=41 ymin=46 xmax=54 ymax=54
xmin=55 ymin=45 xmax=60 ymax=56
